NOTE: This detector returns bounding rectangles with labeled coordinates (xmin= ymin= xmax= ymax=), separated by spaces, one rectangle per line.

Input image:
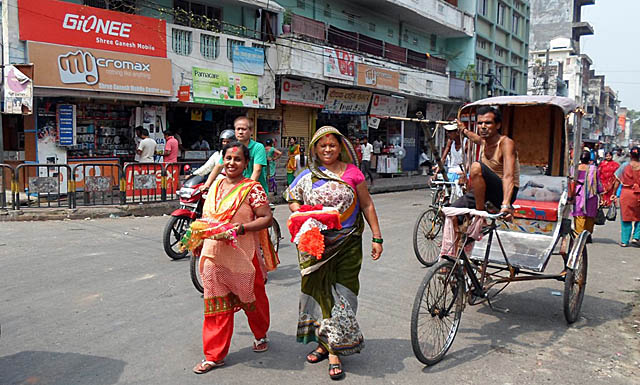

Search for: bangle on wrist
xmin=372 ymin=237 xmax=383 ymax=244
xmin=501 ymin=204 xmax=513 ymax=209
xmin=237 ymin=224 xmax=245 ymax=235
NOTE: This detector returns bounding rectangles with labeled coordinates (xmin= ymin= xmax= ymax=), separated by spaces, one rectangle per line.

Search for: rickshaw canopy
xmin=460 ymin=95 xmax=578 ymax=116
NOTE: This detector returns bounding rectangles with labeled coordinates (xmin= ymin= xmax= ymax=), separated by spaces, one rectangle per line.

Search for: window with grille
xmin=426 ymin=80 xmax=433 ymax=91
xmin=512 ymin=14 xmax=520 ymax=34
xmin=172 ymin=28 xmax=193 ymax=55
xmin=399 ymin=73 xmax=407 ymax=84
xmin=252 ymin=43 xmax=267 ymax=61
xmin=478 ymin=0 xmax=488 ymax=16
xmin=174 ymin=0 xmax=222 ymax=32
xmin=200 ymin=34 xmax=219 ymax=59
xmin=477 ymin=39 xmax=487 ymax=49
xmin=511 ymin=70 xmax=518 ymax=90
xmin=227 ymin=39 xmax=244 ymax=62
xmin=84 ymin=0 xmax=136 ymax=13
xmin=497 ymin=2 xmax=505 ymax=26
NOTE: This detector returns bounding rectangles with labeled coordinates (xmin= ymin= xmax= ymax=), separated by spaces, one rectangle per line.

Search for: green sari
xmin=286 ymin=126 xmax=365 ymax=356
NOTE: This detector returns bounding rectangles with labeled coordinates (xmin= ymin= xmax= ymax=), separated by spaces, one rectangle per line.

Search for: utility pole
xmin=0 ymin=0 xmax=8 ymax=163
xmin=542 ymin=48 xmax=550 ymax=95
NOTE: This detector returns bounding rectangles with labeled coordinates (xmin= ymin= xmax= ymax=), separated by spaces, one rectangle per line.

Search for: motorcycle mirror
xmin=183 ymin=164 xmax=192 ymax=174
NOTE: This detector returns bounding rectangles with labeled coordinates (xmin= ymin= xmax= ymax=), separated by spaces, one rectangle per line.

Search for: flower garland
xmin=180 ymin=219 xmax=238 ymax=252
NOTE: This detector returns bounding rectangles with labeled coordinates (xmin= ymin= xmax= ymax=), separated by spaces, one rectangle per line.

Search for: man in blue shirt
xmin=200 ymin=116 xmax=269 ymax=194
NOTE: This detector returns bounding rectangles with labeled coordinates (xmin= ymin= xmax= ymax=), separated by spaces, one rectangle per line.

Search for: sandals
xmin=193 ymin=359 xmax=225 ymax=374
xmin=329 ymin=362 xmax=345 ymax=381
xmin=253 ymin=337 xmax=269 ymax=353
xmin=620 ymin=242 xmax=629 ymax=248
xmin=632 ymin=239 xmax=640 ymax=247
xmin=306 ymin=348 xmax=329 ymax=364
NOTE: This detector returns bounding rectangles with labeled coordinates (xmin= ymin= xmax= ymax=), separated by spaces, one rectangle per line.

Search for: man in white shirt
xmin=190 ymin=135 xmax=211 ymax=150
xmin=373 ymin=137 xmax=383 ymax=154
xmin=360 ymin=136 xmax=374 ymax=184
xmin=136 ymin=129 xmax=157 ymax=163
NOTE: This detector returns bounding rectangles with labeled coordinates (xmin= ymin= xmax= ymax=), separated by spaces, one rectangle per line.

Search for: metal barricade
xmin=0 ymin=164 xmax=16 ymax=210
xmin=72 ymin=163 xmax=124 ymax=206
xmin=15 ymin=164 xmax=74 ymax=209
xmin=164 ymin=161 xmax=204 ymax=201
xmin=122 ymin=162 xmax=167 ymax=204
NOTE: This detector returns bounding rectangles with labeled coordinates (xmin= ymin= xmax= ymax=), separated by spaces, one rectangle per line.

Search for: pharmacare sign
xmin=192 ymin=67 xmax=259 ymax=108
xmin=18 ymin=0 xmax=167 ymax=57
xmin=28 ymin=42 xmax=172 ymax=96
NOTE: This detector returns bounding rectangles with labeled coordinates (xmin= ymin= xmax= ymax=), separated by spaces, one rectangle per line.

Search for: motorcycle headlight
xmin=178 ymin=187 xmax=195 ymax=198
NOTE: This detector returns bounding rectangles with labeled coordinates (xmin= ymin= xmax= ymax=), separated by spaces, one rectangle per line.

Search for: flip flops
xmin=329 ymin=363 xmax=345 ymax=381
xmin=306 ymin=349 xmax=329 ymax=364
xmin=253 ymin=337 xmax=269 ymax=353
xmin=193 ymin=359 xmax=225 ymax=374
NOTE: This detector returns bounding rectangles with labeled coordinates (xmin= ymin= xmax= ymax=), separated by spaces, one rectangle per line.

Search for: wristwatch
xmin=501 ymin=204 xmax=514 ymax=210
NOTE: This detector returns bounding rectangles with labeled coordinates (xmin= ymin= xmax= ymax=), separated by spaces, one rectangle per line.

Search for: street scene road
xmin=1 ymin=190 xmax=639 ymax=385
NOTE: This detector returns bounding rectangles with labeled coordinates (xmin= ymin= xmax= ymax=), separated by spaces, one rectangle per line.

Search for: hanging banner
xmin=280 ymin=78 xmax=325 ymax=108
xmin=18 ymin=0 xmax=167 ymax=57
xmin=322 ymin=88 xmax=372 ymax=115
xmin=192 ymin=67 xmax=259 ymax=108
xmin=28 ymin=41 xmax=172 ymax=96
xmin=4 ymin=64 xmax=33 ymax=114
xmin=323 ymin=48 xmax=355 ymax=81
xmin=369 ymin=94 xmax=408 ymax=118
xmin=232 ymin=46 xmax=265 ymax=76
xmin=356 ymin=64 xmax=399 ymax=91
xmin=57 ymin=104 xmax=76 ymax=146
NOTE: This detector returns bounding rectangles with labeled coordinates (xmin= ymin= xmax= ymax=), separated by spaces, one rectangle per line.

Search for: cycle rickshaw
xmin=410 ymin=96 xmax=588 ymax=365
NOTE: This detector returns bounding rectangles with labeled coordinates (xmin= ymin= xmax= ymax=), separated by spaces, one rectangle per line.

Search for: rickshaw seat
xmin=512 ymin=175 xmax=567 ymax=222
xmin=512 ymin=199 xmax=559 ymax=222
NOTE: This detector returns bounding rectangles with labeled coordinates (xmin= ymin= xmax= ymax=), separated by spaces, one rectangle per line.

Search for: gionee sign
xmin=28 ymin=41 xmax=172 ymax=96
xmin=18 ymin=0 xmax=167 ymax=57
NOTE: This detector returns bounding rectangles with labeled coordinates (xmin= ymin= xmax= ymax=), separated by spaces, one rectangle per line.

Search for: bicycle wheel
xmin=413 ymin=208 xmax=444 ymax=267
xmin=269 ymin=218 xmax=281 ymax=253
xmin=563 ymin=245 xmax=587 ymax=323
xmin=411 ymin=259 xmax=465 ymax=365
xmin=190 ymin=252 xmax=204 ymax=294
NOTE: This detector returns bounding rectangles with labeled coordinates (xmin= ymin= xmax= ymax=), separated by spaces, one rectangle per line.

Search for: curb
xmin=0 ymin=184 xmax=427 ymax=221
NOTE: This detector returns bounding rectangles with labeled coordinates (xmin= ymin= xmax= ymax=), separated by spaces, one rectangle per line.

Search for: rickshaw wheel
xmin=563 ymin=246 xmax=587 ymax=324
xmin=411 ymin=259 xmax=465 ymax=365
xmin=413 ymin=208 xmax=444 ymax=267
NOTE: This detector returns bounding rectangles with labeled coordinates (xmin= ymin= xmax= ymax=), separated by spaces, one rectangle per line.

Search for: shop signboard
xmin=356 ymin=64 xmax=399 ymax=91
xmin=177 ymin=85 xmax=191 ymax=102
xmin=323 ymin=48 xmax=355 ymax=81
xmin=192 ymin=67 xmax=260 ymax=108
xmin=57 ymin=104 xmax=76 ymax=146
xmin=4 ymin=64 xmax=33 ymax=114
xmin=322 ymin=88 xmax=372 ymax=115
xmin=280 ymin=78 xmax=325 ymax=108
xmin=18 ymin=0 xmax=167 ymax=57
xmin=68 ymin=159 xmax=119 ymax=191
xmin=369 ymin=94 xmax=409 ymax=118
xmin=28 ymin=41 xmax=172 ymax=97
xmin=232 ymin=46 xmax=265 ymax=76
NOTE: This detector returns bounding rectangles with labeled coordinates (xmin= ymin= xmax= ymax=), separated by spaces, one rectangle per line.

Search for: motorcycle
xmin=162 ymin=167 xmax=206 ymax=260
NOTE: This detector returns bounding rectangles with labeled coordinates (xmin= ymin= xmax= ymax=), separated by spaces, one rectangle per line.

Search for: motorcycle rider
xmin=193 ymin=129 xmax=235 ymax=178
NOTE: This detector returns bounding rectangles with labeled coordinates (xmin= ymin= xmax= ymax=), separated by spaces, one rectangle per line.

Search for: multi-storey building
xmin=529 ymin=0 xmax=594 ymax=54
xmin=273 ymin=0 xmax=476 ymax=172
xmin=473 ymin=0 xmax=531 ymax=99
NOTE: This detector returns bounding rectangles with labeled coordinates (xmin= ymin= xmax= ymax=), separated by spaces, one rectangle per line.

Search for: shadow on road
xmin=266 ymin=263 xmax=300 ymax=287
xmin=0 ymin=350 xmax=126 ymax=385
xmin=420 ymin=287 xmax=629 ymax=373
xmin=591 ymin=237 xmax=619 ymax=245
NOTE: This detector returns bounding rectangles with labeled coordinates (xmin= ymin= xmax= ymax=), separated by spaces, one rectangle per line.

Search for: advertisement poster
xmin=125 ymin=163 xmax=179 ymax=198
xmin=322 ymin=88 xmax=372 ymax=115
xmin=369 ymin=94 xmax=409 ymax=118
xmin=323 ymin=48 xmax=355 ymax=81
xmin=280 ymin=78 xmax=325 ymax=108
xmin=192 ymin=67 xmax=259 ymax=108
xmin=57 ymin=104 xmax=76 ymax=146
xmin=18 ymin=0 xmax=167 ymax=57
xmin=356 ymin=64 xmax=399 ymax=91
xmin=232 ymin=46 xmax=265 ymax=76
xmin=4 ymin=64 xmax=33 ymax=114
xmin=28 ymin=42 xmax=172 ymax=96
xmin=135 ymin=106 xmax=166 ymax=157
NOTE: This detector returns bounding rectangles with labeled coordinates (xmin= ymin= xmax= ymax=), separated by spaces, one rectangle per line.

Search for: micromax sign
xmin=18 ymin=0 xmax=167 ymax=57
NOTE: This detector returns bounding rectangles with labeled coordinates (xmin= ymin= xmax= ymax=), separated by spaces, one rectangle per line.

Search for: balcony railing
xmin=287 ymin=14 xmax=447 ymax=75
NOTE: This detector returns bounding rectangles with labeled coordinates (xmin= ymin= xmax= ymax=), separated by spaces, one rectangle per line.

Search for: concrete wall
xmin=529 ymin=0 xmax=574 ymax=51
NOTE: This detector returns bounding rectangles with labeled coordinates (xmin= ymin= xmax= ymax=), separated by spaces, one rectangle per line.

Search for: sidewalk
xmin=0 ymin=174 xmax=431 ymax=221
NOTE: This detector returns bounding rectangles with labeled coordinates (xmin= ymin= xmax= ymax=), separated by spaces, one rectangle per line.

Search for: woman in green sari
xmin=286 ymin=126 xmax=383 ymax=380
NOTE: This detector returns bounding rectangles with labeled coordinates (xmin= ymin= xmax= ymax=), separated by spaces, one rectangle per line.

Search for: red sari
xmin=619 ymin=164 xmax=640 ymax=222
xmin=599 ymin=159 xmax=619 ymax=206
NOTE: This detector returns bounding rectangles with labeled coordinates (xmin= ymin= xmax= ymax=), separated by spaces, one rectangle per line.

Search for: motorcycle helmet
xmin=220 ymin=129 xmax=235 ymax=140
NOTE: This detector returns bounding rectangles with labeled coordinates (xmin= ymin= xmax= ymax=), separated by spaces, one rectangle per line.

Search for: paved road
xmin=0 ymin=190 xmax=638 ymax=385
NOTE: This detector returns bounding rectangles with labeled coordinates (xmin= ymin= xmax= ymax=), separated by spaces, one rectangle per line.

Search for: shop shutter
xmin=282 ymin=105 xmax=310 ymax=141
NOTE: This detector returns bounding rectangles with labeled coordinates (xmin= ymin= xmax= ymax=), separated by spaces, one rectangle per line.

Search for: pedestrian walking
xmin=613 ymin=146 xmax=640 ymax=247
xmin=360 ymin=136 xmax=374 ymax=184
xmin=286 ymin=137 xmax=300 ymax=185
xmin=285 ymin=126 xmax=383 ymax=381
xmin=598 ymin=151 xmax=619 ymax=207
xmin=192 ymin=142 xmax=273 ymax=374
xmin=264 ymin=138 xmax=282 ymax=194
xmin=572 ymin=150 xmax=603 ymax=238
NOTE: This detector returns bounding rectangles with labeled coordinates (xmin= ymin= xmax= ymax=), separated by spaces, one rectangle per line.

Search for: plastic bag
xmin=606 ymin=205 xmax=617 ymax=222
xmin=595 ymin=207 xmax=606 ymax=226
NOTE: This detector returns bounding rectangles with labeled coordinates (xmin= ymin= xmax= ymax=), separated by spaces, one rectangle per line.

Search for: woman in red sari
xmin=598 ymin=151 xmax=619 ymax=207
xmin=613 ymin=147 xmax=640 ymax=247
xmin=192 ymin=142 xmax=273 ymax=374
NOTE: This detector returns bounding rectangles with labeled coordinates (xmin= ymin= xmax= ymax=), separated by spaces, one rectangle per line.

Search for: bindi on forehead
xmin=231 ymin=146 xmax=239 ymax=153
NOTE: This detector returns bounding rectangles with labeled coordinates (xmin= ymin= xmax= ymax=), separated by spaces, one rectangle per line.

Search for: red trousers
xmin=202 ymin=256 xmax=270 ymax=362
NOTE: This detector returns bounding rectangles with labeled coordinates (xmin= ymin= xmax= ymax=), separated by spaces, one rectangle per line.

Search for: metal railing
xmin=15 ymin=164 xmax=73 ymax=209
xmin=72 ymin=163 xmax=124 ymax=207
xmin=0 ymin=164 xmax=17 ymax=210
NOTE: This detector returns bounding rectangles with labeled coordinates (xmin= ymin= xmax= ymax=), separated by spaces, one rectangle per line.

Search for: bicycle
xmin=412 ymin=179 xmax=463 ymax=267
